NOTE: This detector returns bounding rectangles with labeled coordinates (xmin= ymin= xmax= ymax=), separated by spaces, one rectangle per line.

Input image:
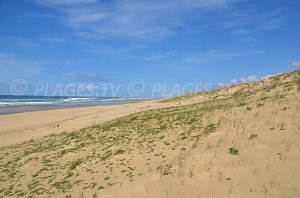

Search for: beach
xmin=0 ymin=71 xmax=299 ymax=197
xmin=0 ymin=99 xmax=184 ymax=146
xmin=0 ymin=100 xmax=153 ymax=146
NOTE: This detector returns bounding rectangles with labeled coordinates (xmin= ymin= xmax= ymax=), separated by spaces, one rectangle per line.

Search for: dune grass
xmin=0 ymin=70 xmax=299 ymax=197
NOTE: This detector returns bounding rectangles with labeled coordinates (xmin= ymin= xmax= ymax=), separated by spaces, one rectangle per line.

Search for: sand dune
xmin=0 ymin=70 xmax=299 ymax=197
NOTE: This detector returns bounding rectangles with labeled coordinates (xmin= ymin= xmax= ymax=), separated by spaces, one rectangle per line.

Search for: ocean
xmin=0 ymin=95 xmax=148 ymax=115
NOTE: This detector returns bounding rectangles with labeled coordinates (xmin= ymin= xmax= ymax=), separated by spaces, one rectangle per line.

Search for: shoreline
xmin=0 ymin=97 xmax=150 ymax=115
xmin=0 ymin=99 xmax=180 ymax=147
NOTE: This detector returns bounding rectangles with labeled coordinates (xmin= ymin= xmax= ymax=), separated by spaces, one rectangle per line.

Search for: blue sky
xmin=0 ymin=0 xmax=299 ymax=97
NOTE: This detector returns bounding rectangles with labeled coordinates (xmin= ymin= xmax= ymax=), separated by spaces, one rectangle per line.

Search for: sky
xmin=0 ymin=0 xmax=299 ymax=98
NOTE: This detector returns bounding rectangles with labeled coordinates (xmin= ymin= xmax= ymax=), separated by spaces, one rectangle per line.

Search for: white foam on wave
xmin=0 ymin=101 xmax=53 ymax=106
xmin=62 ymin=98 xmax=93 ymax=102
xmin=0 ymin=97 xmax=150 ymax=107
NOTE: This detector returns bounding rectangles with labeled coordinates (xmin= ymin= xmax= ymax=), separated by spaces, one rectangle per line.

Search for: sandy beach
xmin=0 ymin=71 xmax=299 ymax=198
xmin=0 ymin=100 xmax=181 ymax=146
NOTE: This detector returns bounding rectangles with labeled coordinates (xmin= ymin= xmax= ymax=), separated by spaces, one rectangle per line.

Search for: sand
xmin=0 ymin=100 xmax=182 ymax=146
xmin=0 ymin=70 xmax=299 ymax=198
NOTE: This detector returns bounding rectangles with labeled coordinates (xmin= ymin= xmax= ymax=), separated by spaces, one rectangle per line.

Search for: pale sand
xmin=0 ymin=100 xmax=182 ymax=146
xmin=0 ymin=71 xmax=299 ymax=197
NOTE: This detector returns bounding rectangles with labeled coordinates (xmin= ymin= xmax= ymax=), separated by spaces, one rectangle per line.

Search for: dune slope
xmin=0 ymin=70 xmax=299 ymax=198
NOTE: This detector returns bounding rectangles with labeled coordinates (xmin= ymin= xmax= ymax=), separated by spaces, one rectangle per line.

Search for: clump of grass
xmin=157 ymin=163 xmax=172 ymax=176
xmin=100 ymin=150 xmax=113 ymax=161
xmin=18 ymin=154 xmax=39 ymax=166
xmin=256 ymin=103 xmax=264 ymax=107
xmin=229 ymin=147 xmax=239 ymax=155
xmin=188 ymin=168 xmax=194 ymax=178
xmin=69 ymin=158 xmax=83 ymax=170
xmin=261 ymin=96 xmax=270 ymax=101
xmin=92 ymin=192 xmax=98 ymax=198
xmin=281 ymin=107 xmax=288 ymax=111
xmin=279 ymin=122 xmax=285 ymax=130
xmin=114 ymin=149 xmax=125 ymax=155
xmin=203 ymin=123 xmax=219 ymax=134
xmin=52 ymin=180 xmax=71 ymax=193
xmin=239 ymin=102 xmax=247 ymax=106
xmin=32 ymin=167 xmax=48 ymax=178
xmin=249 ymin=133 xmax=258 ymax=140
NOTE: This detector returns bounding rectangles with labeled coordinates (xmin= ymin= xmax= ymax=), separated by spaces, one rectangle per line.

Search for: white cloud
xmin=239 ymin=75 xmax=259 ymax=83
xmin=3 ymin=36 xmax=42 ymax=49
xmin=183 ymin=50 xmax=240 ymax=65
xmin=28 ymin=0 xmax=291 ymax=74
xmin=246 ymin=50 xmax=264 ymax=54
xmin=90 ymin=46 xmax=130 ymax=58
xmin=262 ymin=17 xmax=284 ymax=30
xmin=231 ymin=29 xmax=250 ymax=35
xmin=36 ymin=0 xmax=242 ymax=41
xmin=54 ymin=71 xmax=115 ymax=83
xmin=261 ymin=74 xmax=274 ymax=80
xmin=239 ymin=77 xmax=247 ymax=83
xmin=0 ymin=52 xmax=47 ymax=81
xmin=31 ymin=0 xmax=291 ymax=63
xmin=90 ymin=45 xmax=173 ymax=61
xmin=38 ymin=0 xmax=97 ymax=6
xmin=63 ymin=8 xmax=109 ymax=24
xmin=289 ymin=60 xmax=300 ymax=68
xmin=230 ymin=78 xmax=238 ymax=84
xmin=38 ymin=35 xmax=67 ymax=43
xmin=218 ymin=82 xmax=225 ymax=88
xmin=247 ymin=75 xmax=258 ymax=82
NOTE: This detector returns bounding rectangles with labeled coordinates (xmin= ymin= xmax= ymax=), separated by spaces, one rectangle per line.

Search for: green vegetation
xmin=53 ymin=180 xmax=71 ymax=193
xmin=249 ymin=134 xmax=258 ymax=140
xmin=69 ymin=158 xmax=83 ymax=170
xmin=157 ymin=163 xmax=172 ymax=176
xmin=203 ymin=123 xmax=219 ymax=134
xmin=0 ymin=70 xmax=298 ymax=197
xmin=114 ymin=149 xmax=125 ymax=155
xmin=229 ymin=147 xmax=239 ymax=155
